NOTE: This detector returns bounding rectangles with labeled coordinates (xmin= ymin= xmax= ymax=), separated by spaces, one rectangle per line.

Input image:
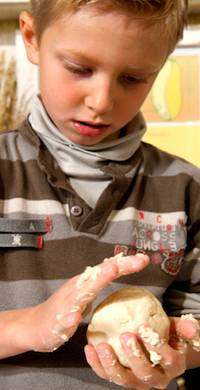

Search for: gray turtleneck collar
xmin=29 ymin=95 xmax=146 ymax=206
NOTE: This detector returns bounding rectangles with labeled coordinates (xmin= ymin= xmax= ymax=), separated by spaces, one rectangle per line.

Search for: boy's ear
xmin=19 ymin=11 xmax=39 ymax=65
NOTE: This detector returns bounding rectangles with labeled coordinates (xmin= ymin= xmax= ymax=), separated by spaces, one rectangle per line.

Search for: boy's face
xmin=21 ymin=8 xmax=169 ymax=146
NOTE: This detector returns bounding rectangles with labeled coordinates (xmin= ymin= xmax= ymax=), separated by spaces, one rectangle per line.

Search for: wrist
xmin=0 ymin=306 xmax=38 ymax=358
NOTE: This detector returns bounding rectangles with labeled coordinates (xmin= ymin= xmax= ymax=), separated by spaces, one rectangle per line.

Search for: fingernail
xmin=96 ymin=347 xmax=112 ymax=360
xmin=179 ymin=316 xmax=199 ymax=339
xmin=186 ymin=323 xmax=197 ymax=338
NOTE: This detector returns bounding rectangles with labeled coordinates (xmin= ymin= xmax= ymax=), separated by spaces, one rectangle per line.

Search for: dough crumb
xmin=76 ymin=266 xmax=102 ymax=288
xmin=149 ymin=350 xmax=162 ymax=366
xmin=139 ymin=325 xmax=161 ymax=346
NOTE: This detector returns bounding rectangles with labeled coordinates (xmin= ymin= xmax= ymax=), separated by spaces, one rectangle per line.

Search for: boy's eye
xmin=64 ymin=62 xmax=92 ymax=76
xmin=120 ymin=74 xmax=147 ymax=85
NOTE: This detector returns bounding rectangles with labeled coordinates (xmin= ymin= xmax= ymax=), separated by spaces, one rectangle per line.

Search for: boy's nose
xmin=84 ymin=84 xmax=114 ymax=115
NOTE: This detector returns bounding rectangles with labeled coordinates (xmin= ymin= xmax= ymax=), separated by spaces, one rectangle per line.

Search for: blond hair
xmin=30 ymin=0 xmax=188 ymax=51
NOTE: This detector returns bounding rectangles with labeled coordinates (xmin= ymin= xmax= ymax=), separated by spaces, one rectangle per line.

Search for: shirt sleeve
xmin=163 ymin=176 xmax=200 ymax=318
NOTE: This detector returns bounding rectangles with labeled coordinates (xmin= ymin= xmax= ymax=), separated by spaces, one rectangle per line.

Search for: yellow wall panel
xmin=142 ymin=47 xmax=200 ymax=168
xmin=143 ymin=125 xmax=200 ymax=167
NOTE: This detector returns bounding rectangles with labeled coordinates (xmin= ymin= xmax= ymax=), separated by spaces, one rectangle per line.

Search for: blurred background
xmin=0 ymin=1 xmax=199 ymax=389
xmin=142 ymin=0 xmax=200 ymax=168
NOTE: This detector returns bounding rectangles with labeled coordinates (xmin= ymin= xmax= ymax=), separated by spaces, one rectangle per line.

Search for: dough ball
xmin=87 ymin=287 xmax=170 ymax=367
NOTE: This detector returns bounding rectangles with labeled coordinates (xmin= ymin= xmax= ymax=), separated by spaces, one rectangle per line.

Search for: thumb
xmin=177 ymin=317 xmax=198 ymax=340
xmin=169 ymin=315 xmax=200 ymax=353
xmin=170 ymin=316 xmax=198 ymax=340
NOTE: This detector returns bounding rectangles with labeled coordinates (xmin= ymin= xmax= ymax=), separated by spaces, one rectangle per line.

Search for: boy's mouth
xmin=73 ymin=120 xmax=110 ymax=136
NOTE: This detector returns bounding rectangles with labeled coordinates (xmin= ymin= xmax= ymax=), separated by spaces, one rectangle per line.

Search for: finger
xmin=52 ymin=253 xmax=149 ymax=324
xmin=95 ymin=342 xmax=148 ymax=389
xmin=51 ymin=311 xmax=82 ymax=339
xmin=170 ymin=316 xmax=198 ymax=340
xmin=40 ymin=310 xmax=82 ymax=351
xmin=73 ymin=253 xmax=149 ymax=307
xmin=137 ymin=326 xmax=186 ymax=378
xmin=169 ymin=316 xmax=200 ymax=352
xmin=48 ymin=254 xmax=149 ymax=348
xmin=77 ymin=253 xmax=150 ymax=289
xmin=102 ymin=252 xmax=150 ymax=276
xmin=169 ymin=335 xmax=187 ymax=355
xmin=84 ymin=344 xmax=108 ymax=380
xmin=120 ymin=333 xmax=168 ymax=388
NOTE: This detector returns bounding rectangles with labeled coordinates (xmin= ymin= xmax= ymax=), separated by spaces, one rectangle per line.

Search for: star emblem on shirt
xmin=12 ymin=234 xmax=22 ymax=246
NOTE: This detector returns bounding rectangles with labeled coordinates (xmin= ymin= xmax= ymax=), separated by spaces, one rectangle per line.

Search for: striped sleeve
xmin=163 ymin=176 xmax=200 ymax=318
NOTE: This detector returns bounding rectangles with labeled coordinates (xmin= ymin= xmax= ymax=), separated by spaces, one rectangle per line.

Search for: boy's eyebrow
xmin=125 ymin=66 xmax=161 ymax=76
xmin=60 ymin=49 xmax=97 ymax=64
xmin=60 ymin=48 xmax=161 ymax=75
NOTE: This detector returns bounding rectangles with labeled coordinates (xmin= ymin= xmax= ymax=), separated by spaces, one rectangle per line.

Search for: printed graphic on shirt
xmin=112 ymin=208 xmax=187 ymax=276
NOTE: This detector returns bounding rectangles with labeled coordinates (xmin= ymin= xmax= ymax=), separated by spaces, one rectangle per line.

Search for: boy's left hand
xmin=84 ymin=317 xmax=197 ymax=389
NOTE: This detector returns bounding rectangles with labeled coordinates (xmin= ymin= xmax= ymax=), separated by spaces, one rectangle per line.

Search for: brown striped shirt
xmin=0 ymin=119 xmax=199 ymax=390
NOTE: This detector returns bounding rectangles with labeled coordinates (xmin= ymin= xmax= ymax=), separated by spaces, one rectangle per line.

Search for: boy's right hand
xmin=20 ymin=253 xmax=149 ymax=354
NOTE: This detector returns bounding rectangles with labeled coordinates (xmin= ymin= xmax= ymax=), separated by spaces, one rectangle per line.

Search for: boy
xmin=0 ymin=0 xmax=199 ymax=389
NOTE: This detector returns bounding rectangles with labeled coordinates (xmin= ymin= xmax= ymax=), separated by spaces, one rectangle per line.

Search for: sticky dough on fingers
xmin=87 ymin=287 xmax=170 ymax=367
